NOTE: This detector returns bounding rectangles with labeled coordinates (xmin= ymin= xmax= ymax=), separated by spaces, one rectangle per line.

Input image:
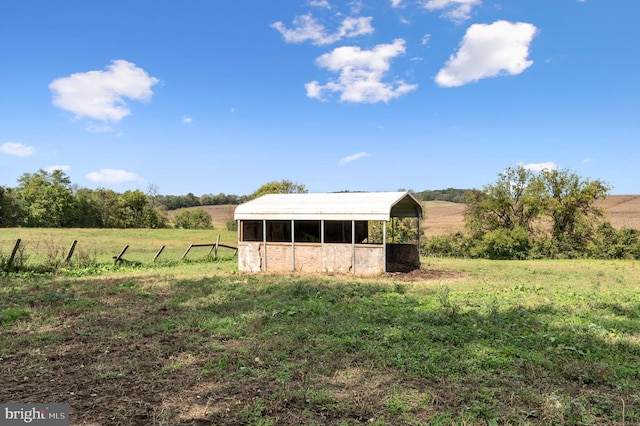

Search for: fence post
xmin=181 ymin=245 xmax=193 ymax=261
xmin=207 ymin=235 xmax=221 ymax=259
xmin=214 ymin=234 xmax=220 ymax=260
xmin=153 ymin=246 xmax=165 ymax=262
xmin=113 ymin=245 xmax=129 ymax=265
xmin=65 ymin=240 xmax=78 ymax=264
xmin=7 ymin=239 xmax=21 ymax=269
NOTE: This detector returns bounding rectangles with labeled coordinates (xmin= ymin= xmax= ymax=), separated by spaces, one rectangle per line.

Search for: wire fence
xmin=0 ymin=234 xmax=237 ymax=272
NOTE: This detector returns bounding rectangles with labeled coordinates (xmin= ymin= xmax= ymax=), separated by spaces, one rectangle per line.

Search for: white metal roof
xmin=234 ymin=191 xmax=422 ymax=221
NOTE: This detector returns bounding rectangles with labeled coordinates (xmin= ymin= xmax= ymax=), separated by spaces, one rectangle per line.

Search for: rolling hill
xmin=169 ymin=195 xmax=640 ymax=238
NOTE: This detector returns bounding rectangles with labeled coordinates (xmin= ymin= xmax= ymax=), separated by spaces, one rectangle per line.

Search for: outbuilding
xmin=233 ymin=191 xmax=423 ymax=275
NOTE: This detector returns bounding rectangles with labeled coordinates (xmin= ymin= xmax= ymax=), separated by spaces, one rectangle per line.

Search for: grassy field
xmin=1 ymin=249 xmax=639 ymax=424
xmin=0 ymin=228 xmax=238 ymax=268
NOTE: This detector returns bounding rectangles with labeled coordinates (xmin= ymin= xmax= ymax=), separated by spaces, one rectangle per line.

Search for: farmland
xmin=1 ymin=195 xmax=639 ymax=425
xmin=172 ymin=194 xmax=640 ymax=237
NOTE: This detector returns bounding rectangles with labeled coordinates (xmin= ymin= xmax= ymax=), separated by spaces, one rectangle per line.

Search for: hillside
xmin=170 ymin=195 xmax=640 ymax=237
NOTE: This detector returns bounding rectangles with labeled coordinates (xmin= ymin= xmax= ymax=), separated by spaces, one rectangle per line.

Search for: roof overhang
xmin=234 ymin=191 xmax=422 ymax=222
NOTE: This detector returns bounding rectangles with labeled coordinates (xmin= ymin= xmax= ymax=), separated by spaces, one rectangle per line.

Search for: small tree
xmin=15 ymin=169 xmax=77 ymax=227
xmin=464 ymin=166 xmax=544 ymax=238
xmin=174 ymin=209 xmax=213 ymax=229
xmin=0 ymin=186 xmax=22 ymax=227
xmin=538 ymin=168 xmax=610 ymax=254
xmin=249 ymin=180 xmax=307 ymax=199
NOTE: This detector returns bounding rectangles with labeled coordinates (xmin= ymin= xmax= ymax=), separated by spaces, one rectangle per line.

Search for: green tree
xmin=92 ymin=188 xmax=122 ymax=228
xmin=539 ymin=168 xmax=610 ymax=254
xmin=464 ymin=166 xmax=544 ymax=238
xmin=15 ymin=169 xmax=77 ymax=227
xmin=249 ymin=180 xmax=307 ymax=199
xmin=116 ymin=190 xmax=168 ymax=228
xmin=0 ymin=186 xmax=22 ymax=227
xmin=73 ymin=188 xmax=103 ymax=227
xmin=463 ymin=166 xmax=610 ymax=258
xmin=173 ymin=208 xmax=213 ymax=229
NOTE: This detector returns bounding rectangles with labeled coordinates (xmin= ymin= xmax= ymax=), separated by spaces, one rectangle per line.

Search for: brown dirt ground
xmin=171 ymin=195 xmax=640 ymax=237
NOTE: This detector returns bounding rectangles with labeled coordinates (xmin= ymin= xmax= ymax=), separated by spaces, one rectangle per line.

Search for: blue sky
xmin=1 ymin=0 xmax=638 ymax=196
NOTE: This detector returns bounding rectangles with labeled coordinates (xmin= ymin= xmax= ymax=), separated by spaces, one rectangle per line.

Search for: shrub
xmin=173 ymin=209 xmax=213 ymax=230
xmin=470 ymin=227 xmax=530 ymax=260
xmin=589 ymin=222 xmax=640 ymax=259
xmin=422 ymin=232 xmax=470 ymax=258
xmin=226 ymin=219 xmax=238 ymax=232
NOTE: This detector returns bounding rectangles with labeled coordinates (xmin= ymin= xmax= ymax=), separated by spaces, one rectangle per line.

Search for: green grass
xmin=0 ymin=227 xmax=238 ymax=267
xmin=1 ymin=257 xmax=639 ymax=424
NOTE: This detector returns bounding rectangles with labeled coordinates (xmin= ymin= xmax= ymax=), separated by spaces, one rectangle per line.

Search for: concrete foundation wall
xmin=237 ymin=242 xmax=386 ymax=275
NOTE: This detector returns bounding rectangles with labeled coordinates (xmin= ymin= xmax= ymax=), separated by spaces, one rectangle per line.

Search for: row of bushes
xmin=422 ymin=222 xmax=640 ymax=260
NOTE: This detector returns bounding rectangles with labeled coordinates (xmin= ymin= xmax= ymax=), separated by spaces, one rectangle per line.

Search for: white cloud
xmin=435 ymin=20 xmax=537 ymax=87
xmin=340 ymin=151 xmax=372 ymax=164
xmin=49 ymin=60 xmax=159 ymax=123
xmin=271 ymin=14 xmax=374 ymax=45
xmin=519 ymin=162 xmax=557 ymax=172
xmin=309 ymin=0 xmax=331 ymax=8
xmin=390 ymin=0 xmax=402 ymax=7
xmin=182 ymin=116 xmax=193 ymax=124
xmin=306 ymin=39 xmax=418 ymax=103
xmin=424 ymin=0 xmax=482 ymax=23
xmin=44 ymin=165 xmax=70 ymax=173
xmin=85 ymin=123 xmax=117 ymax=133
xmin=86 ymin=168 xmax=142 ymax=184
xmin=1 ymin=142 xmax=35 ymax=157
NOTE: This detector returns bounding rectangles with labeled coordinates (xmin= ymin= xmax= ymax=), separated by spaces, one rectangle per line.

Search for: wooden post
xmin=206 ymin=236 xmax=218 ymax=257
xmin=153 ymin=246 xmax=165 ymax=262
xmin=64 ymin=240 xmax=78 ymax=264
xmin=113 ymin=245 xmax=129 ymax=265
xmin=181 ymin=244 xmax=193 ymax=261
xmin=214 ymin=234 xmax=220 ymax=260
xmin=7 ymin=239 xmax=21 ymax=269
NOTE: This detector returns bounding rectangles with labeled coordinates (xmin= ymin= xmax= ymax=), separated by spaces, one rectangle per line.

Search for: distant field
xmin=172 ymin=195 xmax=640 ymax=237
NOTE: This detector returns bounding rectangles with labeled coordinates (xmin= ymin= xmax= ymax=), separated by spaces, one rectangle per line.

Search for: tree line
xmin=0 ymin=171 xmax=309 ymax=229
xmin=3 ymin=168 xmax=638 ymax=259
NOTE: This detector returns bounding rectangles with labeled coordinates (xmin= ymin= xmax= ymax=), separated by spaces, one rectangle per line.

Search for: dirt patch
xmin=385 ymin=267 xmax=463 ymax=282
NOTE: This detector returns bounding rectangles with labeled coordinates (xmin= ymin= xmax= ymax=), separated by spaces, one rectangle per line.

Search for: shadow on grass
xmin=1 ymin=274 xmax=638 ymax=425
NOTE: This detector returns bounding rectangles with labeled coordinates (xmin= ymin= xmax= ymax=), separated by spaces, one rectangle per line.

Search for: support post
xmin=291 ymin=220 xmax=295 ymax=272
xmin=262 ymin=220 xmax=267 ymax=272
xmin=153 ymin=246 xmax=165 ymax=262
xmin=113 ymin=245 xmax=129 ymax=265
xmin=7 ymin=239 xmax=21 ymax=269
xmin=383 ymin=222 xmax=387 ymax=273
xmin=321 ymin=220 xmax=325 ymax=272
xmin=181 ymin=245 xmax=193 ymax=261
xmin=351 ymin=220 xmax=355 ymax=275
xmin=64 ymin=240 xmax=78 ymax=264
xmin=417 ymin=215 xmax=422 ymax=260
